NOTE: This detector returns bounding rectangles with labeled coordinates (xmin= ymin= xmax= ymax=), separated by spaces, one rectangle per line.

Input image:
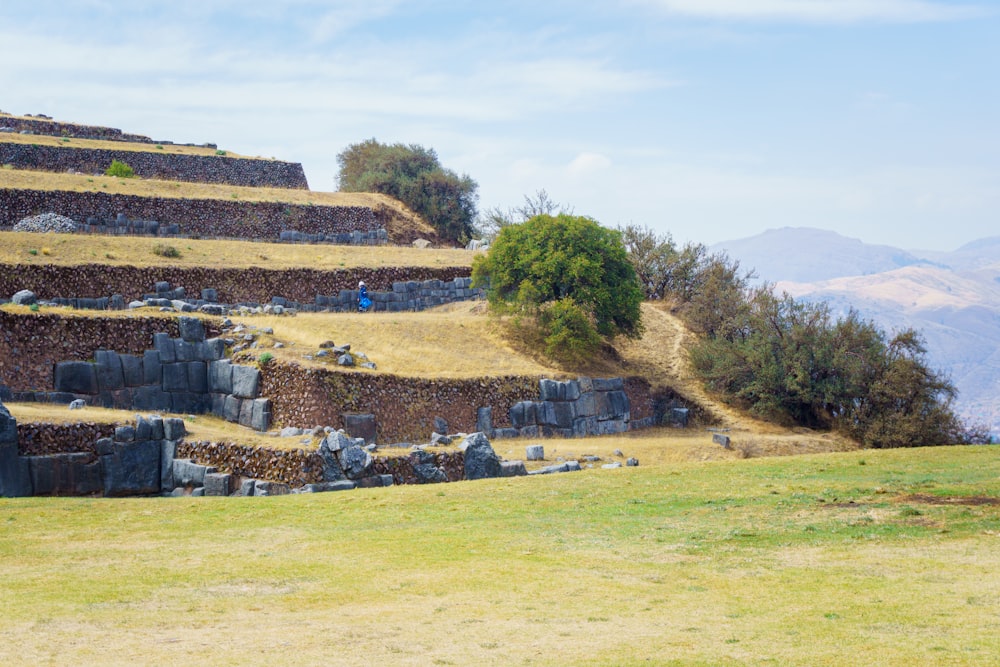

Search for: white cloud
xmin=568 ymin=152 xmax=612 ymax=176
xmin=639 ymin=0 xmax=988 ymax=23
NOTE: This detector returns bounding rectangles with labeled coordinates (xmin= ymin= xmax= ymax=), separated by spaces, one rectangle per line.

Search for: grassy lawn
xmin=2 ymin=444 xmax=999 ymax=665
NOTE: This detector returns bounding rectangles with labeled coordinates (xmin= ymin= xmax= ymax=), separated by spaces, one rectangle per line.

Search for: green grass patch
xmin=2 ymin=445 xmax=999 ymax=664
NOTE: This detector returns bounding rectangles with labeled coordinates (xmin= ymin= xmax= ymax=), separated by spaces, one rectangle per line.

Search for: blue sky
xmin=1 ymin=0 xmax=997 ymax=249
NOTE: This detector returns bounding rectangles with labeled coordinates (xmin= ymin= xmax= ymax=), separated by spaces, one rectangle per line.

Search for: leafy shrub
xmin=258 ymin=352 xmax=274 ymax=366
xmin=538 ymin=299 xmax=602 ymax=362
xmin=215 ymin=149 xmax=227 ymax=156
xmin=105 ymin=159 xmax=135 ymax=178
xmin=41 ymin=247 xmax=51 ymax=256
xmin=152 ymin=243 xmax=181 ymax=259
xmin=29 ymin=303 xmax=40 ymax=312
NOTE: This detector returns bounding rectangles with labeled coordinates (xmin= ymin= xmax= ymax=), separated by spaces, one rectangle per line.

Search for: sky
xmin=1 ymin=0 xmax=997 ymax=250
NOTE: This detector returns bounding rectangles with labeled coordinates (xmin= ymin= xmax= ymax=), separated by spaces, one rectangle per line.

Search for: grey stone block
xmin=208 ymin=360 xmax=233 ymax=394
xmin=187 ymin=362 xmax=208 ymax=394
xmin=253 ymin=481 xmax=290 ymax=496
xmin=100 ymin=440 xmax=161 ymax=496
xmin=163 ymin=417 xmax=186 ymax=440
xmin=204 ymin=472 xmax=233 ymax=496
xmin=250 ymin=398 xmax=271 ymax=432
xmin=133 ymin=385 xmax=170 ymax=411
xmin=115 ymin=425 xmax=136 ymax=442
xmin=120 ymin=354 xmax=144 ymax=387
xmin=148 ymin=416 xmax=165 ymax=441
xmin=299 ymin=480 xmax=357 ymax=493
xmin=493 ymin=428 xmax=520 ymax=439
xmin=337 ymin=445 xmax=374 ymax=480
xmin=223 ymin=395 xmax=242 ymax=423
xmin=461 ymin=432 xmax=501 ymax=481
xmin=54 ymin=361 xmax=98 ymax=395
xmin=593 ymin=377 xmax=624 ymax=392
xmin=171 ymin=392 xmax=206 ymax=414
xmin=539 ymin=378 xmax=565 ymax=401
xmin=173 ymin=459 xmax=217 ymax=487
xmin=413 ymin=463 xmax=448 ymax=484
xmin=134 ymin=416 xmax=153 ymax=441
xmin=238 ymin=399 xmax=254 ymax=428
xmin=509 ymin=401 xmax=537 ymax=428
xmin=572 ymin=416 xmax=599 ymax=437
xmin=536 ymin=401 xmax=558 ymax=426
xmin=596 ymin=390 xmax=630 ymax=421
xmin=231 ymin=365 xmax=260 ymax=399
xmin=342 ymin=413 xmax=376 ymax=444
xmin=178 ymin=316 xmax=206 ymax=343
xmin=210 ymin=393 xmax=227 ymax=417
xmin=526 ymin=444 xmax=545 ymax=461
xmin=518 ymin=425 xmax=539 ymax=438
xmin=238 ymin=479 xmax=256 ymax=496
xmin=174 ymin=339 xmax=196 ymax=362
xmin=356 ymin=474 xmax=395 ymax=488
xmin=552 ymin=401 xmax=577 ymax=429
xmin=28 ymin=453 xmax=103 ymax=496
xmin=153 ymin=332 xmax=176 ymax=363
xmin=160 ymin=439 xmax=177 ymax=490
xmin=597 ymin=419 xmax=628 ymax=435
xmin=712 ymin=433 xmax=732 ymax=449
xmin=161 ymin=362 xmax=189 ymax=392
xmin=143 ymin=350 xmax=162 ymax=385
xmin=574 ymin=392 xmax=597 ymax=418
xmin=500 ymin=460 xmax=527 ymax=477
xmin=202 ymin=338 xmax=226 ymax=361
xmin=577 ymin=376 xmax=594 ymax=394
xmin=476 ymin=407 xmax=493 ymax=437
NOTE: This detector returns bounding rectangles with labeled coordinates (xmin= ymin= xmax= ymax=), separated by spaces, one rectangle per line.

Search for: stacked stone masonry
xmin=43 ymin=317 xmax=272 ymax=431
xmin=0 ymin=189 xmax=378 ymax=240
xmin=0 ymin=143 xmax=309 ymax=189
xmin=0 ymin=264 xmax=473 ymax=305
xmin=0 ymin=116 xmax=156 ymax=143
xmin=500 ymin=377 xmax=639 ymax=439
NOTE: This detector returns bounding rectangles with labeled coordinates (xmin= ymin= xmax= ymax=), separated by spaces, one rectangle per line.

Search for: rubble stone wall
xmin=0 ymin=116 xmax=154 ymax=143
xmin=0 ymin=189 xmax=377 ymax=239
xmin=0 ymin=143 xmax=309 ymax=189
xmin=0 ymin=263 xmax=472 ymax=304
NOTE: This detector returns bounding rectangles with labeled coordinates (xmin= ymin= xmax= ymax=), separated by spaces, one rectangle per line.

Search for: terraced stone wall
xmin=0 ymin=263 xmax=471 ymax=304
xmin=0 ymin=189 xmax=377 ymax=239
xmin=0 ymin=116 xmax=153 ymax=143
xmin=0 ymin=310 xmax=211 ymax=392
xmin=0 ymin=143 xmax=309 ymax=189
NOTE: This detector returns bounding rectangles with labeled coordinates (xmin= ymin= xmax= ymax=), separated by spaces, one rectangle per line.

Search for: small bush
xmin=41 ymin=247 xmax=51 ymax=256
xmin=29 ymin=303 xmax=40 ymax=312
xmin=105 ymin=159 xmax=135 ymax=178
xmin=538 ymin=298 xmax=602 ymax=363
xmin=28 ymin=249 xmax=37 ymax=256
xmin=152 ymin=243 xmax=181 ymax=259
xmin=258 ymin=352 xmax=274 ymax=366
xmin=215 ymin=149 xmax=227 ymax=156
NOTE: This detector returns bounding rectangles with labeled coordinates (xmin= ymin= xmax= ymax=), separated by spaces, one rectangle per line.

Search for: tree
xmin=475 ymin=189 xmax=569 ymax=241
xmin=336 ymin=139 xmax=478 ymax=243
xmin=472 ymin=214 xmax=644 ymax=359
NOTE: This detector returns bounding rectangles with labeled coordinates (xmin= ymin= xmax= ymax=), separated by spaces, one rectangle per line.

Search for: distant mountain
xmin=710 ymin=227 xmax=934 ymax=283
xmin=714 ymin=227 xmax=1000 ymax=437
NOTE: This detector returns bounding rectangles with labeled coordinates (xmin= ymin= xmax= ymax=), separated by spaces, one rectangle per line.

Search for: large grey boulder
xmin=413 ymin=463 xmax=448 ymax=484
xmin=178 ymin=316 xmax=206 ymax=343
xmin=99 ymin=439 xmax=162 ymax=497
xmin=460 ymin=432 xmax=501 ymax=481
xmin=231 ymin=364 xmax=260 ymax=399
xmin=318 ymin=432 xmax=351 ymax=481
xmin=337 ymin=445 xmax=374 ymax=480
xmin=54 ymin=361 xmax=98 ymax=394
xmin=28 ymin=453 xmax=103 ymax=496
xmin=12 ymin=289 xmax=37 ymax=306
xmin=0 ymin=401 xmax=30 ymax=497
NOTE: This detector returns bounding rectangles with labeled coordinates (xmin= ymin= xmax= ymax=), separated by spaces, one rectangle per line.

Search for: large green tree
xmin=336 ymin=139 xmax=478 ymax=243
xmin=472 ymin=214 xmax=643 ymax=360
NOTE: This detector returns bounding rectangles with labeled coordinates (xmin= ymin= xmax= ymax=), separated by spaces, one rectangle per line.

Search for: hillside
xmin=716 ymin=227 xmax=1000 ymax=436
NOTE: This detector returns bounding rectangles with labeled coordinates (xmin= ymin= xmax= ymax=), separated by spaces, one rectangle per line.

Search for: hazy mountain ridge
xmin=713 ymin=228 xmax=1000 ymax=436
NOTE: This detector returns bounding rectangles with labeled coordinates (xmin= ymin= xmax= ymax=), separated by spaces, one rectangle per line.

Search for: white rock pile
xmin=12 ymin=212 xmax=79 ymax=233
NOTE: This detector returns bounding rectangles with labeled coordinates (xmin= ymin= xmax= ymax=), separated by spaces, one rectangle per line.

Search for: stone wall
xmin=0 ymin=116 xmax=154 ymax=143
xmin=0 ymin=310 xmax=196 ymax=392
xmin=16 ymin=422 xmax=114 ymax=457
xmin=0 ymin=189 xmax=378 ymax=240
xmin=0 ymin=143 xmax=309 ymax=189
xmin=0 ymin=264 xmax=472 ymax=305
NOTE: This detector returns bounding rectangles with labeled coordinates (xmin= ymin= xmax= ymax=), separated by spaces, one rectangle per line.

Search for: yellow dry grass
xmin=0 ymin=167 xmax=432 ymax=229
xmin=0 ymin=131 xmax=254 ymax=158
xmin=0 ymin=230 xmax=474 ymax=269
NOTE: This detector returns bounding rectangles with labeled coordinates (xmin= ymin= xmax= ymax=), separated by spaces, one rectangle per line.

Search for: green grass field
xmin=3 ymin=443 xmax=999 ymax=665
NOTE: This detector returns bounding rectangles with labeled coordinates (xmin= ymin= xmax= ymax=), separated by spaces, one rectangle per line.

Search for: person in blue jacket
xmin=358 ymin=280 xmax=371 ymax=312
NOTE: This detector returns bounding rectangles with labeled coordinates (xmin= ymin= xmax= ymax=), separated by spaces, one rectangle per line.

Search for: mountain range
xmin=712 ymin=227 xmax=1000 ymax=437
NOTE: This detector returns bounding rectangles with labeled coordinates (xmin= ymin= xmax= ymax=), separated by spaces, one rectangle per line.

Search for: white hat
xmin=358 ymin=281 xmax=365 ymax=287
